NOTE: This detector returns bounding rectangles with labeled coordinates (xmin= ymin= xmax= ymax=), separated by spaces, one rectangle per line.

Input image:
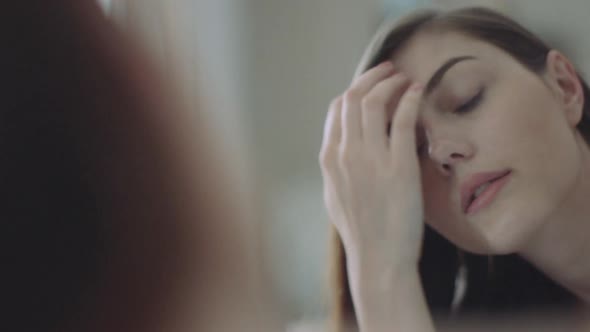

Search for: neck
xmin=520 ymin=133 xmax=590 ymax=302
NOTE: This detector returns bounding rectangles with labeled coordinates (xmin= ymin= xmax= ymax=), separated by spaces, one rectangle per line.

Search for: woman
xmin=4 ymin=1 xmax=277 ymax=331
xmin=320 ymin=6 xmax=590 ymax=331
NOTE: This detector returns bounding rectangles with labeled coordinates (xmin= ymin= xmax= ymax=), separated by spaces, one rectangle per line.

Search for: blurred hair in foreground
xmin=2 ymin=1 xmax=278 ymax=331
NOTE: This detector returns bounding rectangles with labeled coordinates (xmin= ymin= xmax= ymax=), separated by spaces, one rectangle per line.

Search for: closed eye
xmin=455 ymin=88 xmax=484 ymax=114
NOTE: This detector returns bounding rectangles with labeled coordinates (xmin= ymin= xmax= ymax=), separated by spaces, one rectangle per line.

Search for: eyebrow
xmin=424 ymin=56 xmax=477 ymax=96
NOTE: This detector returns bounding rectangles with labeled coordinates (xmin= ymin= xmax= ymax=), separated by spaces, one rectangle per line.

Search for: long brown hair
xmin=3 ymin=1 xmax=245 ymax=331
xmin=330 ymin=6 xmax=589 ymax=330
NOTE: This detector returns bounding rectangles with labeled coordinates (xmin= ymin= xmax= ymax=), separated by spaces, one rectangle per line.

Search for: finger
xmin=389 ymin=83 xmax=424 ymax=158
xmin=361 ymin=73 xmax=410 ymax=150
xmin=320 ymin=97 xmax=343 ymax=170
xmin=343 ymin=62 xmax=395 ymax=144
xmin=350 ymin=61 xmax=395 ymax=91
xmin=322 ymin=97 xmax=343 ymax=148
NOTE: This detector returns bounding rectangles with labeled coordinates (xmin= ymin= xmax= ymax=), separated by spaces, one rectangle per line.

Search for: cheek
xmin=420 ymin=166 xmax=455 ymax=225
xmin=480 ymin=85 xmax=567 ymax=166
xmin=490 ymin=75 xmax=561 ymax=133
xmin=420 ymin=171 xmax=481 ymax=250
xmin=421 ymin=168 xmax=496 ymax=253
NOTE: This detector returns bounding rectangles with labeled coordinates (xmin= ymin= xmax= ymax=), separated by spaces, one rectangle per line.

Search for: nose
xmin=428 ymin=137 xmax=474 ymax=176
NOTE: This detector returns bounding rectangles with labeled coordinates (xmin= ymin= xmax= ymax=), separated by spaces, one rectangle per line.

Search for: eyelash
xmin=455 ymin=88 xmax=484 ymax=114
xmin=415 ymin=89 xmax=485 ymax=156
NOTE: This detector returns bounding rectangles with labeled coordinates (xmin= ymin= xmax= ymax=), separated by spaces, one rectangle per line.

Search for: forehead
xmin=392 ymin=30 xmax=508 ymax=83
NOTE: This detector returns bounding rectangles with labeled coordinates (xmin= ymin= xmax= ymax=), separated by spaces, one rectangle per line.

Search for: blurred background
xmin=96 ymin=0 xmax=590 ymax=329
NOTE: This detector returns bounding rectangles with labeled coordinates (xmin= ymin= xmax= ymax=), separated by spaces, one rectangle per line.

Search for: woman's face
xmin=392 ymin=30 xmax=585 ymax=254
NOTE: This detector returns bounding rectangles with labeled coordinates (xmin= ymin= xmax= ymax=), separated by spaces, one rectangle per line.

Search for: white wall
xmin=243 ymin=0 xmax=382 ymax=320
xmin=431 ymin=0 xmax=590 ymax=76
xmin=506 ymin=0 xmax=590 ymax=77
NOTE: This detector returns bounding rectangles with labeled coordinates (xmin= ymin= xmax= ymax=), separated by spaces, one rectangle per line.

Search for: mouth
xmin=461 ymin=170 xmax=512 ymax=215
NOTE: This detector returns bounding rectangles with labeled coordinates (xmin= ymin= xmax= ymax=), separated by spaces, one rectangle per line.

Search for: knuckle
xmin=400 ymin=90 xmax=420 ymax=106
xmin=319 ymin=147 xmax=337 ymax=170
xmin=338 ymin=148 xmax=357 ymax=168
xmin=329 ymin=96 xmax=342 ymax=110
xmin=361 ymin=94 xmax=384 ymax=110
xmin=343 ymin=89 xmax=362 ymax=104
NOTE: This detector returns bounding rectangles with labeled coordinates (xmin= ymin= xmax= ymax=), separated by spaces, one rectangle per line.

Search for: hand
xmin=319 ymin=62 xmax=426 ymax=273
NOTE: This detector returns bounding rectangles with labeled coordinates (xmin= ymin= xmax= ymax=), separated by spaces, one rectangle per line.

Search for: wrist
xmin=354 ymin=263 xmax=420 ymax=295
xmin=345 ymin=251 xmax=419 ymax=284
xmin=350 ymin=267 xmax=433 ymax=332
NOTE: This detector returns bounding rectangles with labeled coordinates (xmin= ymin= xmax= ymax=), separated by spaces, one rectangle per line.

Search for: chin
xmin=460 ymin=212 xmax=538 ymax=255
xmin=451 ymin=235 xmax=519 ymax=256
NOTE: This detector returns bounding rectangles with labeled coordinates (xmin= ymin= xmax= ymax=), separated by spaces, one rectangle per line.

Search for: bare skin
xmin=320 ymin=29 xmax=590 ymax=331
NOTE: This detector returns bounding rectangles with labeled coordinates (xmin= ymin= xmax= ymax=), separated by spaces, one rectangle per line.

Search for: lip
xmin=460 ymin=169 xmax=512 ymax=215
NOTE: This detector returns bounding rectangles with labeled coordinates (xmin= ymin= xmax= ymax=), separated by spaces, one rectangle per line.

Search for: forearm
xmin=349 ymin=264 xmax=435 ymax=332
